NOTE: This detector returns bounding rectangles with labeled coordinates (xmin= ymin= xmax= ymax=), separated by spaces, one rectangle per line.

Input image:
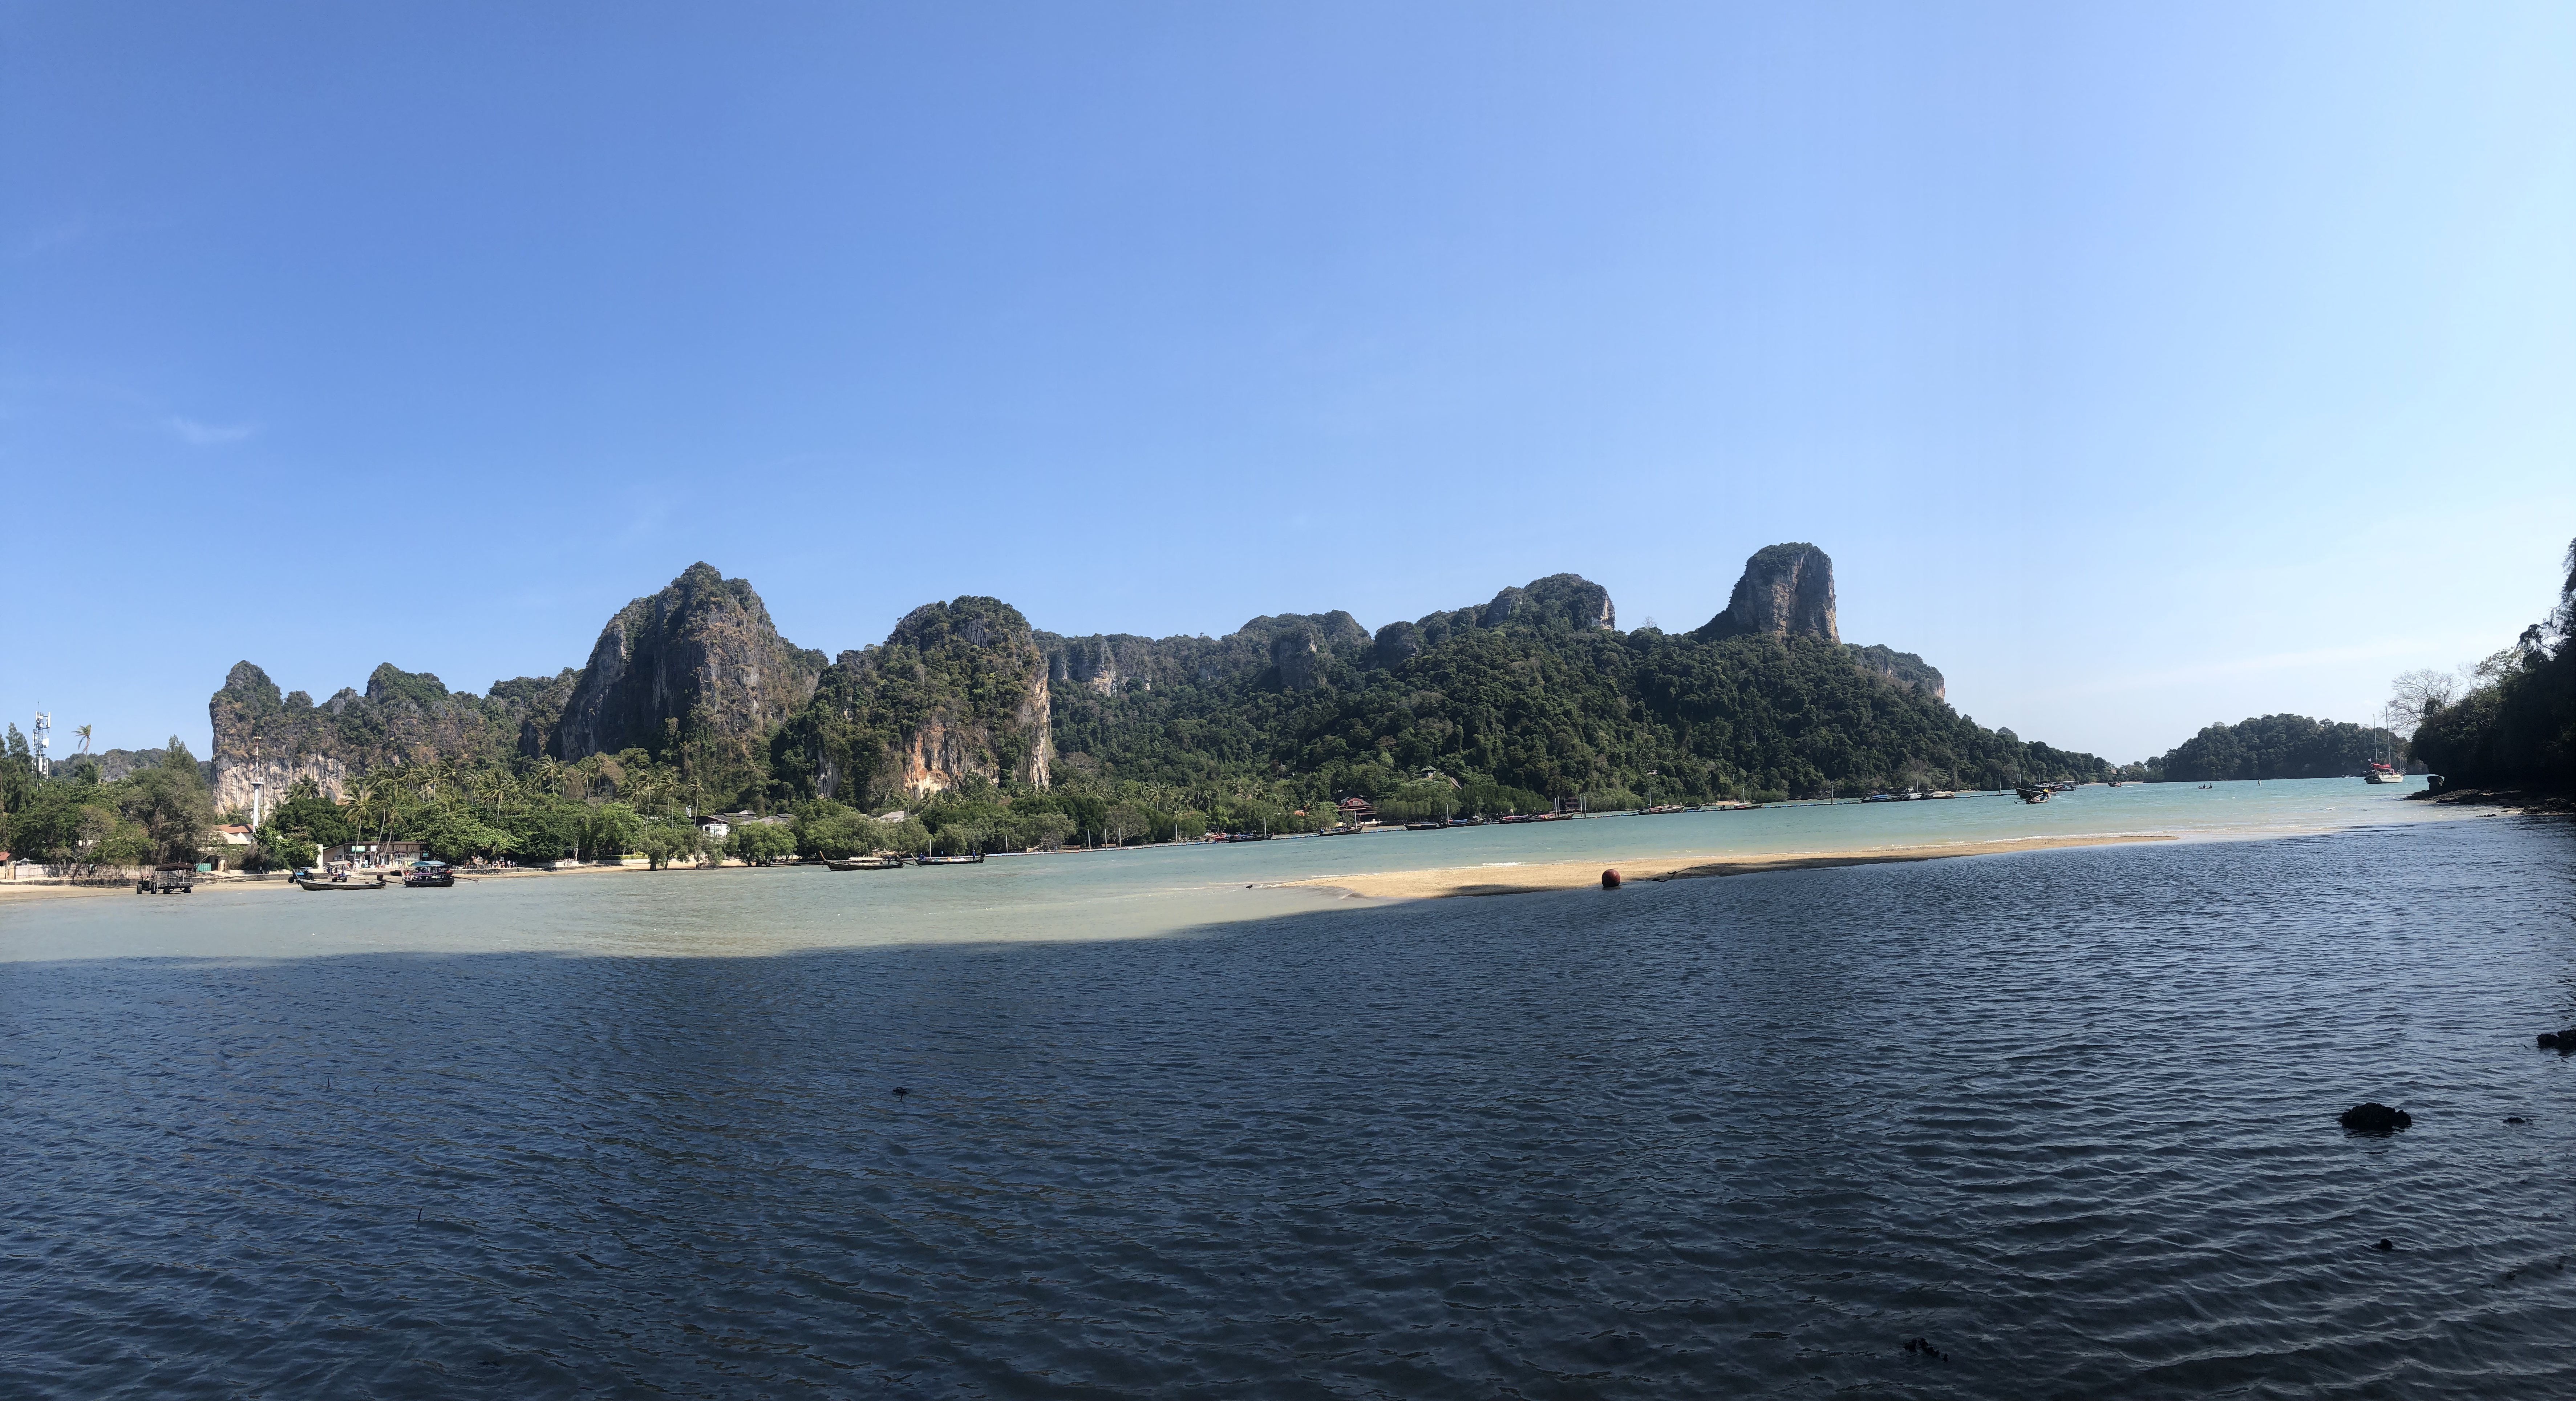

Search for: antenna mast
xmin=31 ymin=712 xmax=50 ymax=779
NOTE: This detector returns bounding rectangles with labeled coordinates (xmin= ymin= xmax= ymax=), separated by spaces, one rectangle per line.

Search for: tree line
xmin=2408 ymin=538 xmax=2575 ymax=790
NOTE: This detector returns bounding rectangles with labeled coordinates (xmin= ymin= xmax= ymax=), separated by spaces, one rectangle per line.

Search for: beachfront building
xmin=1336 ymin=796 xmax=1377 ymax=824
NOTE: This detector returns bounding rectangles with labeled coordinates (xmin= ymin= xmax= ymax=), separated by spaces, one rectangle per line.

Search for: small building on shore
xmin=1336 ymin=796 xmax=1378 ymax=824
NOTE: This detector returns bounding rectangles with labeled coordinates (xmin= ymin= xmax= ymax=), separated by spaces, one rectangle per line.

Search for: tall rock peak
xmin=1698 ymin=543 xmax=1838 ymax=643
xmin=554 ymin=564 xmax=825 ymax=762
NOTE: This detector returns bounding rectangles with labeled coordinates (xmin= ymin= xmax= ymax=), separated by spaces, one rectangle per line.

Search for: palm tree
xmin=473 ymin=767 xmax=518 ymax=818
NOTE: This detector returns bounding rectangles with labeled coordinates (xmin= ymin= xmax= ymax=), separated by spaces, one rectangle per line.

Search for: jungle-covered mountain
xmin=205 ymin=546 xmax=2112 ymax=850
xmin=766 ymin=544 xmax=2102 ymax=817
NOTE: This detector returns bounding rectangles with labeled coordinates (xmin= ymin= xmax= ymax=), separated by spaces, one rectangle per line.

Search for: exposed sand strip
xmin=1279 ymin=832 xmax=2180 ymax=900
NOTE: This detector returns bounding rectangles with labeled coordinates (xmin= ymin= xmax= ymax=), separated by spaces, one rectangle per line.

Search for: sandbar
xmin=1280 ymin=831 xmax=2180 ymax=900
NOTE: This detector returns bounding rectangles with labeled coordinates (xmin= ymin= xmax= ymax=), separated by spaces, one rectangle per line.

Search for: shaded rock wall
xmin=554 ymin=564 xmax=825 ymax=760
xmin=1698 ymin=544 xmax=1839 ymax=642
xmin=207 ymin=661 xmax=566 ymax=815
xmin=1848 ymin=644 xmax=1946 ymax=700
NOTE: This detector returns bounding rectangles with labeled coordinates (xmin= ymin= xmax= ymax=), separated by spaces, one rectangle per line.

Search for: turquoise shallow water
xmin=0 ymin=776 xmax=2462 ymax=964
xmin=5 ymin=778 xmax=2569 ymax=1399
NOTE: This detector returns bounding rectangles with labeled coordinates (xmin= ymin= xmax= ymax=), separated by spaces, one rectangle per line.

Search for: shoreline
xmin=0 ymin=859 xmax=746 ymax=903
xmin=1277 ymin=831 xmax=2187 ymax=900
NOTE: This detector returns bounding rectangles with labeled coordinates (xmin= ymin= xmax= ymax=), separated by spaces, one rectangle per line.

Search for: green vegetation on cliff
xmin=195 ymin=549 xmax=2118 ymax=860
xmin=1032 ymin=587 xmax=2103 ymax=812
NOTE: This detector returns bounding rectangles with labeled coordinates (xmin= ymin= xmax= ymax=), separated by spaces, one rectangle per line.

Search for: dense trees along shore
xmin=2409 ymin=539 xmax=2576 ymax=792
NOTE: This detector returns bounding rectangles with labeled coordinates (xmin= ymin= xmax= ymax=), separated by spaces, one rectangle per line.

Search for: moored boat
xmin=912 ymin=852 xmax=985 ymax=865
xmin=1641 ymin=804 xmax=1687 ymax=815
xmin=827 ymin=855 xmax=906 ymax=870
xmin=1405 ymin=820 xmax=1446 ymax=831
xmin=295 ymin=870 xmax=387 ymax=891
xmin=401 ymin=860 xmax=455 ymax=888
xmin=2016 ymin=786 xmax=2051 ymax=804
xmin=2364 ymin=762 xmax=2406 ymax=784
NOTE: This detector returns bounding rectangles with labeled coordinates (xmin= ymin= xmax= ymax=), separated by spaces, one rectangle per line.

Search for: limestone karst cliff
xmin=201 ymin=545 xmax=2059 ymax=819
xmin=207 ymin=660 xmax=570 ymax=813
xmin=554 ymin=563 xmax=825 ymax=762
xmin=1037 ymin=576 xmax=1611 ymax=708
xmin=1848 ymin=643 xmax=1946 ymax=700
xmin=208 ymin=564 xmax=817 ymax=812
xmin=1697 ymin=543 xmax=1838 ymax=642
xmin=769 ymin=596 xmax=1055 ymax=806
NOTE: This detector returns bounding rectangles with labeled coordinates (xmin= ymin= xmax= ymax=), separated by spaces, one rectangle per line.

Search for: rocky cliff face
xmin=207 ymin=660 xmax=567 ymax=815
xmin=1480 ymin=574 xmax=1617 ymax=632
xmin=774 ymin=596 xmax=1054 ymax=805
xmin=1039 ymin=579 xmax=1613 ymax=711
xmin=553 ymin=564 xmax=825 ymax=761
xmin=1697 ymin=544 xmax=1838 ymax=642
xmin=1038 ymin=611 xmax=1372 ymax=698
xmin=1848 ymin=644 xmax=1946 ymax=700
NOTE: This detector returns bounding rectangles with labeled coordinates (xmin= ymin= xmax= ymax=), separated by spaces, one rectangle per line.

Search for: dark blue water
xmin=5 ymin=819 xmax=2574 ymax=1398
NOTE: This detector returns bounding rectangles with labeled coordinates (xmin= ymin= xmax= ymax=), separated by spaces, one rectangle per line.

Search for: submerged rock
xmin=2340 ymin=1103 xmax=2413 ymax=1133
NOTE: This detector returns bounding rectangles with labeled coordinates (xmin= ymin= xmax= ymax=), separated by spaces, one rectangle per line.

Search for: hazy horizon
xmin=7 ymin=3 xmax=2571 ymax=763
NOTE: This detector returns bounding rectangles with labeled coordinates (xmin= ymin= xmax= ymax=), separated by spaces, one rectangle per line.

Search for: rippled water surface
xmin=5 ymin=812 xmax=2573 ymax=1397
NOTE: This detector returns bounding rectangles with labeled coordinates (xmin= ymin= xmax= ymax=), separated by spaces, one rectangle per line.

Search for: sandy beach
xmin=1279 ymin=831 xmax=2181 ymax=899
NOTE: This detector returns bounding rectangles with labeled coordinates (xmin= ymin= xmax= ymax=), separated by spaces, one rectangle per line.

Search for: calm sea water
xmin=4 ymin=785 xmax=2572 ymax=1397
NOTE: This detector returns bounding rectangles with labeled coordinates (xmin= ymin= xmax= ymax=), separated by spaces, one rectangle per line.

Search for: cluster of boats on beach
xmin=292 ymin=859 xmax=457 ymax=891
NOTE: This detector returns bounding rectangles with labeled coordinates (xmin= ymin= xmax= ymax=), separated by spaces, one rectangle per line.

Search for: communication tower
xmin=31 ymin=711 xmax=50 ymax=779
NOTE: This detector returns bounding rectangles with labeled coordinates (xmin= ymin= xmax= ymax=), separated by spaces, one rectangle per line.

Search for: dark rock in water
xmin=2542 ymin=1032 xmax=2562 ymax=1048
xmin=2340 ymin=1103 xmax=2413 ymax=1133
xmin=2506 ymin=1116 xmax=2528 ymax=1125
xmin=1902 ymin=1336 xmax=1948 ymax=1361
xmin=2372 ymin=1238 xmax=2395 ymax=1252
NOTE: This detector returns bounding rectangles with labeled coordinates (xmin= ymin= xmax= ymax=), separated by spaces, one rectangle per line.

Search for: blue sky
xmin=5 ymin=2 xmax=2571 ymax=764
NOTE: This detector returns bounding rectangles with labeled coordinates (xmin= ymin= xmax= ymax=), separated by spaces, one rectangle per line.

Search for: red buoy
xmin=1601 ymin=868 xmax=1622 ymax=888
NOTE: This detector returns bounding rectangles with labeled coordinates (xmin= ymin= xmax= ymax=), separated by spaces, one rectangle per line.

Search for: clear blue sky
xmin=6 ymin=2 xmax=2571 ymax=764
